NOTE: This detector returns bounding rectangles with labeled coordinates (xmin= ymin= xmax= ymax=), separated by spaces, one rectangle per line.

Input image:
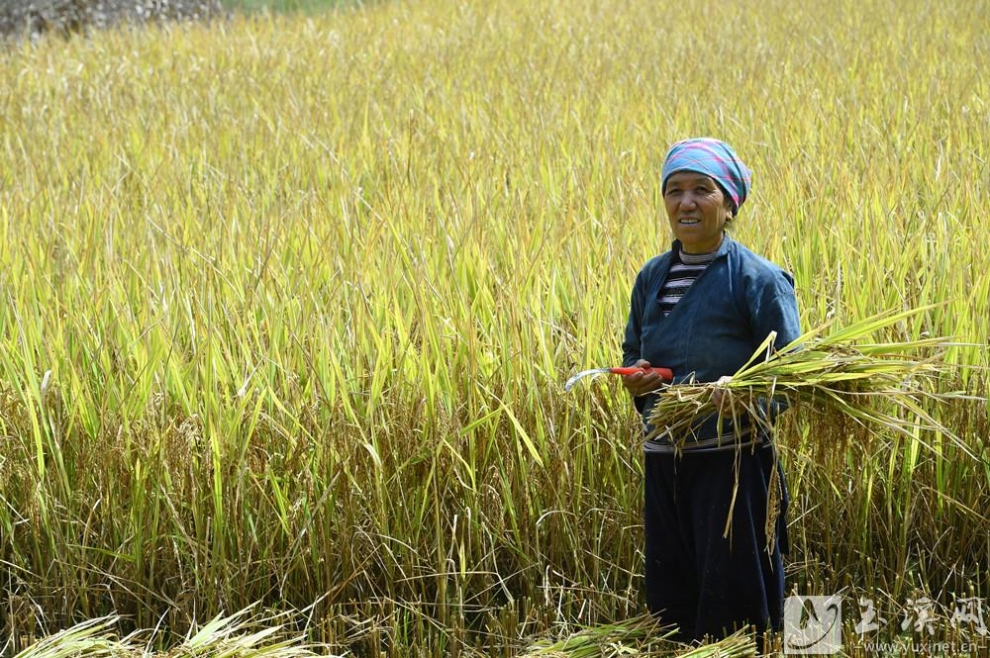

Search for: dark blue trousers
xmin=644 ymin=445 xmax=788 ymax=641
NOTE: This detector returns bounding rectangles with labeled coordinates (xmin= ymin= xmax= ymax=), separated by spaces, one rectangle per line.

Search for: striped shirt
xmin=658 ymin=248 xmax=717 ymax=316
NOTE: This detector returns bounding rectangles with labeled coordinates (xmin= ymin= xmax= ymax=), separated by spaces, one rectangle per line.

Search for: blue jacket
xmin=622 ymin=235 xmax=801 ymax=443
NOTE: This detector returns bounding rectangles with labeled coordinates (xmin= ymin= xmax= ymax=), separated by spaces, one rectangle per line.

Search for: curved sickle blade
xmin=564 ymin=368 xmax=610 ymax=392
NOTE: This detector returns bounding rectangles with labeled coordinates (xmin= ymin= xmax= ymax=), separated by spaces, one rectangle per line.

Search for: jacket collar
xmin=670 ymin=232 xmax=734 ymax=259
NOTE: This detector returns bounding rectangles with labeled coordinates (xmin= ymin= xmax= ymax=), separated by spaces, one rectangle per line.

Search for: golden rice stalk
xmin=646 ymin=305 xmax=981 ymax=460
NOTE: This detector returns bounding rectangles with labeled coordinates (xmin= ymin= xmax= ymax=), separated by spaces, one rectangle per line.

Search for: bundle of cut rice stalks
xmin=519 ymin=616 xmax=756 ymax=657
xmin=519 ymin=613 xmax=676 ymax=657
xmin=12 ymin=608 xmax=328 ymax=658
xmin=646 ymin=306 xmax=982 ymax=460
xmin=672 ymin=628 xmax=757 ymax=657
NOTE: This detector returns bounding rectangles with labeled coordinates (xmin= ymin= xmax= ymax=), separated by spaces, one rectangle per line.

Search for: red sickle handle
xmin=609 ymin=366 xmax=674 ymax=381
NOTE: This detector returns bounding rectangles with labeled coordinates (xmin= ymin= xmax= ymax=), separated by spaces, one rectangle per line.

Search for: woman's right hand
xmin=621 ymin=359 xmax=664 ymax=397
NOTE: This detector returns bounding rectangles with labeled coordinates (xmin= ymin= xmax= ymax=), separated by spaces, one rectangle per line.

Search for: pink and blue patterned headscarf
xmin=661 ymin=138 xmax=752 ymax=215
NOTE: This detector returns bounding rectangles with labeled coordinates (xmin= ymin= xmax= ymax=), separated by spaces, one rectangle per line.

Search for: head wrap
xmin=661 ymin=138 xmax=752 ymax=215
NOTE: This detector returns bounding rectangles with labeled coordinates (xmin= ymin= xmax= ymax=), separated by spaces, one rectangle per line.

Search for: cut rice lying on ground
xmin=520 ymin=616 xmax=757 ymax=657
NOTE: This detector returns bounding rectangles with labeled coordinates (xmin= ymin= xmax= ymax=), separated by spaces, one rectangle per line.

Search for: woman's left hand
xmin=712 ymin=375 xmax=735 ymax=415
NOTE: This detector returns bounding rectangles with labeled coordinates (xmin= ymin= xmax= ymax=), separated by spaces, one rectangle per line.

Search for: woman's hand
xmin=712 ymin=375 xmax=734 ymax=414
xmin=712 ymin=375 xmax=752 ymax=416
xmin=621 ymin=359 xmax=665 ymax=397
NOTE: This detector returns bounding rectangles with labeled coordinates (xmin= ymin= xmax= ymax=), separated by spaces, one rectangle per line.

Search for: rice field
xmin=0 ymin=0 xmax=988 ymax=655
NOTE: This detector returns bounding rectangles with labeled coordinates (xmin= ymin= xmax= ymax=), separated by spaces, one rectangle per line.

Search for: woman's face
xmin=663 ymin=171 xmax=733 ymax=254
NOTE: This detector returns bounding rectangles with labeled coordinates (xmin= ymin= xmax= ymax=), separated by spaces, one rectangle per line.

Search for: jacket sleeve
xmin=622 ymin=268 xmax=649 ymax=413
xmin=750 ymin=270 xmax=801 ymax=421
xmin=751 ymin=270 xmax=802 ymax=352
xmin=622 ymin=268 xmax=647 ymax=367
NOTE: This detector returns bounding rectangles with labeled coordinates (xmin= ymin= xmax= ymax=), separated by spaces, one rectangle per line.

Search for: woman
xmin=620 ymin=138 xmax=801 ymax=642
